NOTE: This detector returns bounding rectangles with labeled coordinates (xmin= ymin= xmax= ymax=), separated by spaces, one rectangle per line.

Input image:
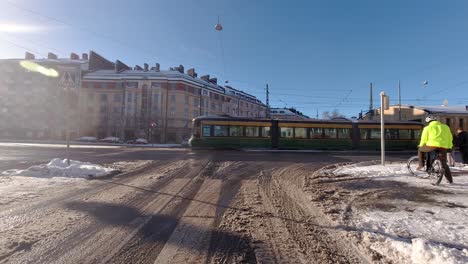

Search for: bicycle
xmin=407 ymin=150 xmax=445 ymax=185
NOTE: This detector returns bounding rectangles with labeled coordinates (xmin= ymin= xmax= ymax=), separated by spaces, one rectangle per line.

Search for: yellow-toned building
xmin=80 ymin=54 xmax=267 ymax=143
xmin=360 ymin=105 xmax=468 ymax=132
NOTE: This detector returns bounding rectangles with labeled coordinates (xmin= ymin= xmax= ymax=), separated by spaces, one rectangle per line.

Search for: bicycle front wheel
xmin=407 ymin=155 xmax=429 ymax=178
xmin=431 ymin=159 xmax=444 ymax=185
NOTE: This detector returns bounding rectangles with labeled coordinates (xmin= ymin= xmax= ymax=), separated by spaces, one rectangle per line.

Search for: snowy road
xmin=0 ymin=149 xmax=411 ymax=263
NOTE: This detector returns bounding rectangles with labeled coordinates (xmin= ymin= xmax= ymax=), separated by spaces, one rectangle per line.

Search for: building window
xmin=127 ymin=93 xmax=133 ymax=103
xmin=218 ymin=103 xmax=222 ymax=112
xmin=126 ymin=82 xmax=138 ymax=88
xmin=154 ymin=94 xmax=159 ymax=102
xmin=193 ymin=98 xmax=198 ymax=107
xmin=170 ymin=107 xmax=175 ymax=116
xmin=281 ymin=127 xmax=293 ymax=138
xmin=211 ymin=102 xmax=216 ymax=111
xmin=295 ymin=128 xmax=307 ymax=139
xmin=460 ymin=118 xmax=465 ymax=130
xmin=88 ymin=93 xmax=94 ymax=100
xmin=114 ymin=94 xmax=121 ymax=102
xmin=113 ymin=107 xmax=120 ymax=113
xmin=170 ymin=83 xmax=176 ymax=91
xmin=151 ymin=82 xmax=161 ymax=88
xmin=193 ymin=110 xmax=198 ymax=117
xmin=100 ymin=93 xmax=107 ymax=102
xmin=185 ymin=95 xmax=189 ymax=105
xmin=171 ymin=95 xmax=176 ymax=103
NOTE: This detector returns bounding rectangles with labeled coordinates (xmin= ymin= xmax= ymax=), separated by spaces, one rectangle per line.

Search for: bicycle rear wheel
xmin=430 ymin=159 xmax=444 ymax=185
xmin=407 ymin=155 xmax=429 ymax=178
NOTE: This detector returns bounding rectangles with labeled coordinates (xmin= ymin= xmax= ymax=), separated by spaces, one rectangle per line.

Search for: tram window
xmin=337 ymin=128 xmax=350 ymax=139
xmin=246 ymin=127 xmax=259 ymax=137
xmin=202 ymin=125 xmax=211 ymax=137
xmin=281 ymin=127 xmax=293 ymax=138
xmin=399 ymin=129 xmax=412 ymax=140
xmin=310 ymin=128 xmax=323 ymax=139
xmin=324 ymin=128 xmax=337 ymax=139
xmin=385 ymin=129 xmax=399 ymax=140
xmin=359 ymin=129 xmax=369 ymax=140
xmin=295 ymin=128 xmax=307 ymax=139
xmin=413 ymin=129 xmax=421 ymax=140
xmin=370 ymin=129 xmax=381 ymax=139
xmin=230 ymin=126 xmax=243 ymax=137
xmin=261 ymin=127 xmax=271 ymax=138
xmin=214 ymin=125 xmax=228 ymax=137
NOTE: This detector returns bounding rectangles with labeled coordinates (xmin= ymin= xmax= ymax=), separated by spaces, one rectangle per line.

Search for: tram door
xmin=271 ymin=120 xmax=279 ymax=148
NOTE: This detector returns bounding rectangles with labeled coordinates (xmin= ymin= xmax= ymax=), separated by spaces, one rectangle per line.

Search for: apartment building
xmin=80 ymin=52 xmax=267 ymax=143
xmin=0 ymin=52 xmax=87 ymax=139
xmin=360 ymin=105 xmax=468 ymax=132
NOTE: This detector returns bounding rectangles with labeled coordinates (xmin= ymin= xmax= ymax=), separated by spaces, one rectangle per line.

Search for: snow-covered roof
xmin=83 ymin=69 xmax=265 ymax=105
xmin=417 ymin=105 xmax=468 ymax=114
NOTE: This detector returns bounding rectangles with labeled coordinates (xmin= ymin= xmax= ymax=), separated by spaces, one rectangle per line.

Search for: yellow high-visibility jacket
xmin=419 ymin=121 xmax=453 ymax=149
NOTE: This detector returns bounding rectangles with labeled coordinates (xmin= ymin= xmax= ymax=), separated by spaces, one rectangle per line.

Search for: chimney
xmin=200 ymin=75 xmax=210 ymax=81
xmin=134 ymin=65 xmax=143 ymax=71
xmin=155 ymin=63 xmax=160 ymax=72
xmin=178 ymin=64 xmax=184 ymax=73
xmin=187 ymin=68 xmax=197 ymax=77
xmin=70 ymin=53 xmax=79 ymax=60
xmin=25 ymin=52 xmax=35 ymax=60
xmin=209 ymin=77 xmax=218 ymax=84
xmin=82 ymin=53 xmax=89 ymax=60
xmin=144 ymin=63 xmax=149 ymax=71
xmin=466 ymin=105 xmax=468 ymax=111
xmin=47 ymin=52 xmax=58 ymax=60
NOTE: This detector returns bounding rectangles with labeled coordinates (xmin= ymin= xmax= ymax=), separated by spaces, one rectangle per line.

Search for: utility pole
xmin=380 ymin=91 xmax=386 ymax=166
xmin=266 ymin=83 xmax=270 ymax=118
xmin=369 ymin=82 xmax=373 ymax=120
xmin=398 ymin=80 xmax=402 ymax=121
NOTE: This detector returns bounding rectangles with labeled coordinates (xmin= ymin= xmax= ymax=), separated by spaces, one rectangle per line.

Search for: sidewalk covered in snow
xmin=306 ymin=162 xmax=468 ymax=264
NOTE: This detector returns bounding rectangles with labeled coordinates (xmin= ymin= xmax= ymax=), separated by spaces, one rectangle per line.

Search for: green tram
xmin=189 ymin=116 xmax=423 ymax=150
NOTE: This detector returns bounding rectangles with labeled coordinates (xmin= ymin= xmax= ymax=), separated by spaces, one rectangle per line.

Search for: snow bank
xmin=1 ymin=158 xmax=116 ymax=178
xmin=332 ymin=162 xmax=468 ymax=264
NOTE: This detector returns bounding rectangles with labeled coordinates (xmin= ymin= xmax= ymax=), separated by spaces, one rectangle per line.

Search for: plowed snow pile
xmin=315 ymin=162 xmax=468 ymax=264
xmin=1 ymin=158 xmax=116 ymax=178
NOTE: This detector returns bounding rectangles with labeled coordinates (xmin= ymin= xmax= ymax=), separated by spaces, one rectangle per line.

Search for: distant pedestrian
xmin=456 ymin=127 xmax=468 ymax=164
xmin=447 ymin=148 xmax=455 ymax=167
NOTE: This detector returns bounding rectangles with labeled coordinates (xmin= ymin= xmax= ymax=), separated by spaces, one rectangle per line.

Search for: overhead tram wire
xmin=0 ymin=36 xmax=45 ymax=57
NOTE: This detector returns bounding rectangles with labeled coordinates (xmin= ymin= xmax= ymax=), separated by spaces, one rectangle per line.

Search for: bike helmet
xmin=425 ymin=115 xmax=438 ymax=123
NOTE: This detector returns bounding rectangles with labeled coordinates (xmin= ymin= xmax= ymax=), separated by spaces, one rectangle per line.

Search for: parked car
xmin=126 ymin=138 xmax=148 ymax=144
xmin=135 ymin=138 xmax=148 ymax=144
xmin=99 ymin=137 xmax=120 ymax=143
xmin=73 ymin=136 xmax=98 ymax=142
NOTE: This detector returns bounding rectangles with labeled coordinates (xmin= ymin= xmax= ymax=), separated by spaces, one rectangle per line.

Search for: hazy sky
xmin=1 ymin=0 xmax=468 ymax=117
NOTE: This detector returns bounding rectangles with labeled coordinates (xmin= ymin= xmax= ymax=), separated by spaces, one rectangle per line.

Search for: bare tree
xmin=322 ymin=109 xmax=345 ymax=119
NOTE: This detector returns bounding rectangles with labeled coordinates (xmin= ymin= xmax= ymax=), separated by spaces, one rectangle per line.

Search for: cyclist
xmin=417 ymin=115 xmax=453 ymax=184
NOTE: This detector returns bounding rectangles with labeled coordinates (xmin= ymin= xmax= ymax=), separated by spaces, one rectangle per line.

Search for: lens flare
xmin=19 ymin=61 xmax=59 ymax=77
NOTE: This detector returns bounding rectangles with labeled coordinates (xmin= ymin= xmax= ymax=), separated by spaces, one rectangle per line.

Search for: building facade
xmin=0 ymin=51 xmax=267 ymax=143
xmin=0 ymin=52 xmax=87 ymax=140
xmin=360 ymin=105 xmax=468 ymax=132
xmin=79 ymin=53 xmax=267 ymax=143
